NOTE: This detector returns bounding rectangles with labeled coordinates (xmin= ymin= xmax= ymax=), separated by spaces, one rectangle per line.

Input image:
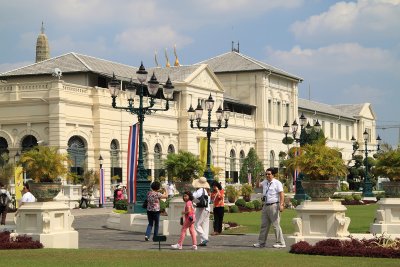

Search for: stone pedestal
xmin=163 ymin=198 xmax=186 ymax=235
xmin=14 ymin=202 xmax=78 ymax=248
xmin=287 ymin=201 xmax=351 ymax=246
xmin=370 ymin=198 xmax=400 ymax=235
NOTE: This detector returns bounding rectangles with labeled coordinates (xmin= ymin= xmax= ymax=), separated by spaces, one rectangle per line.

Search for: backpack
xmin=0 ymin=193 xmax=8 ymax=208
xmin=196 ymin=189 xmax=208 ymax=208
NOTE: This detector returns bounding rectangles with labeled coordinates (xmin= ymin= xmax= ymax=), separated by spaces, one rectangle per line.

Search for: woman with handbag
xmin=145 ymin=181 xmax=167 ymax=241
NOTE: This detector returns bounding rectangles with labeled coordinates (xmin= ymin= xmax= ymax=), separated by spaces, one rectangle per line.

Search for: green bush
xmin=252 ymin=199 xmax=262 ymax=210
xmin=224 ymin=206 xmax=229 ymax=213
xmin=331 ymin=194 xmax=342 ymax=199
xmin=344 ymin=195 xmax=354 ymax=202
xmin=245 ymin=201 xmax=255 ymax=210
xmin=353 ymin=194 xmax=362 ymax=201
xmin=235 ymin=198 xmax=246 ymax=207
xmin=341 ymin=183 xmax=349 ymax=191
xmin=229 ymin=205 xmax=239 ymax=213
xmin=115 ymin=199 xmax=128 ymax=210
xmin=160 ymin=200 xmax=167 ymax=212
xmin=375 ymin=192 xmax=386 ymax=200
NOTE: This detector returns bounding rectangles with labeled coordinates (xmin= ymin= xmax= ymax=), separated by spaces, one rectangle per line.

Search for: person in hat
xmin=192 ymin=176 xmax=210 ymax=247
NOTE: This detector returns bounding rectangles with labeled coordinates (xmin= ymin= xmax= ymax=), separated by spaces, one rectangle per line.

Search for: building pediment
xmin=184 ymin=64 xmax=224 ymax=92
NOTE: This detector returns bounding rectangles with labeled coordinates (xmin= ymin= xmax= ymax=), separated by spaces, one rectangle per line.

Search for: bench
xmin=153 ymin=235 xmax=167 ymax=250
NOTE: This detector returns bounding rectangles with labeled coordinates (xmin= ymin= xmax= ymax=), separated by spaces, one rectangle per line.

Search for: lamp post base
xmin=362 ymin=180 xmax=374 ymax=198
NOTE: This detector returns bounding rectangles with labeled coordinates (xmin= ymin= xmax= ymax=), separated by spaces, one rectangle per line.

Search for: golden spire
xmin=154 ymin=50 xmax=159 ymax=67
xmin=165 ymin=48 xmax=171 ymax=67
xmin=36 ymin=21 xmax=50 ymax=63
xmin=174 ymin=44 xmax=180 ymax=66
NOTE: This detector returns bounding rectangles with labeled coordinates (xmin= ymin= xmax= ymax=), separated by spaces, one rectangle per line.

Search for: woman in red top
xmin=211 ymin=181 xmax=225 ymax=235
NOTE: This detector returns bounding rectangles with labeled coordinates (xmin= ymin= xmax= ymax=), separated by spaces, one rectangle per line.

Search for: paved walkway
xmin=5 ymin=208 xmax=290 ymax=251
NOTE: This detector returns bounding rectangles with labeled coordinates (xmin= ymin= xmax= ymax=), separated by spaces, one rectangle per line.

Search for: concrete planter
xmin=382 ymin=181 xmax=400 ymax=197
xmin=28 ymin=182 xmax=62 ymax=202
xmin=301 ymin=180 xmax=339 ymax=201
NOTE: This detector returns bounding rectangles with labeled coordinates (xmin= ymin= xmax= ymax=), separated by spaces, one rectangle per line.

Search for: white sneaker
xmin=253 ymin=243 xmax=265 ymax=248
xmin=272 ymin=244 xmax=286 ymax=248
xmin=171 ymin=244 xmax=182 ymax=250
xmin=192 ymin=245 xmax=198 ymax=250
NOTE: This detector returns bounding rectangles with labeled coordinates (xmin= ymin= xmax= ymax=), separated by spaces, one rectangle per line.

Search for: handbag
xmin=196 ymin=188 xmax=208 ymax=208
xmin=180 ymin=216 xmax=184 ymax=225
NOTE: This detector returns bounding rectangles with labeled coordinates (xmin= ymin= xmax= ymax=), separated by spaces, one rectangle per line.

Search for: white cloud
xmin=266 ymin=43 xmax=398 ymax=74
xmin=114 ymin=25 xmax=193 ymax=55
xmin=291 ymin=0 xmax=400 ymax=43
xmin=191 ymin=0 xmax=302 ymax=13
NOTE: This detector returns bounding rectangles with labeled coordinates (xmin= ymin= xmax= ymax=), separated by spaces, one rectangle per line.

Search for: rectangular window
xmin=268 ymin=99 xmax=272 ymax=124
xmin=330 ymin=123 xmax=334 ymax=138
xmin=322 ymin=121 xmax=325 ymax=132
xmin=286 ymin=104 xmax=290 ymax=123
xmin=346 ymin=126 xmax=350 ymax=140
xmin=277 ymin=102 xmax=281 ymax=126
xmin=338 ymin=124 xmax=342 ymax=140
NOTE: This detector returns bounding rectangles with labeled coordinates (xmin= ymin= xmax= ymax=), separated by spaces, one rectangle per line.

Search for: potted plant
xmin=284 ymin=139 xmax=348 ymax=200
xmin=226 ymin=185 xmax=239 ymax=203
xmin=19 ymin=146 xmax=71 ymax=201
xmin=241 ymin=183 xmax=253 ymax=202
xmin=373 ymin=149 xmax=400 ymax=197
xmin=163 ymin=150 xmax=204 ymax=193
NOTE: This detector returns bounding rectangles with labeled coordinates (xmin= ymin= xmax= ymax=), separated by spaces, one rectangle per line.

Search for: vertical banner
xmin=14 ymin=166 xmax=23 ymax=208
xmin=199 ymin=137 xmax=208 ymax=167
xmin=127 ymin=123 xmax=139 ymax=203
xmin=99 ymin=168 xmax=105 ymax=206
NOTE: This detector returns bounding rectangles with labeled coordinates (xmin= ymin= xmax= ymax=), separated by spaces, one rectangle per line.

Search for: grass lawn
xmin=223 ymin=203 xmax=377 ymax=234
xmin=1 ymin=249 xmax=399 ymax=267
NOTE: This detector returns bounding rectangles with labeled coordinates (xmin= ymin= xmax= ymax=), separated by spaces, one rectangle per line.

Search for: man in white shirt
xmin=253 ymin=168 xmax=286 ymax=248
xmin=167 ymin=182 xmax=175 ymax=199
xmin=192 ymin=176 xmax=210 ymax=247
xmin=20 ymin=183 xmax=36 ymax=206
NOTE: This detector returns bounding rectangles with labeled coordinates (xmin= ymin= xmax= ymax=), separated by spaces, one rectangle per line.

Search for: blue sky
xmin=1 ymin=0 xmax=399 ymax=147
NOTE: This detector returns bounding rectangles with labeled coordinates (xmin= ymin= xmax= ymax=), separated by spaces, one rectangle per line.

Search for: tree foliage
xmin=0 ymin=152 xmax=14 ymax=186
xmin=373 ymin=149 xmax=400 ymax=181
xmin=163 ymin=150 xmax=204 ymax=182
xmin=238 ymin=148 xmax=264 ymax=186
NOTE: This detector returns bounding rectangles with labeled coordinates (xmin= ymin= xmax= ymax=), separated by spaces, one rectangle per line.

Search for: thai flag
xmin=99 ymin=168 xmax=105 ymax=205
xmin=127 ymin=123 xmax=139 ymax=203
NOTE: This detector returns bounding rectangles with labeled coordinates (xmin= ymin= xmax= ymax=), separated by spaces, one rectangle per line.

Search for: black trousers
xmin=213 ymin=206 xmax=225 ymax=233
xmin=0 ymin=206 xmax=7 ymax=225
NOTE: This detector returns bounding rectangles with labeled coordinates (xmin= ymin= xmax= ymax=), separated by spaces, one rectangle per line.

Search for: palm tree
xmin=19 ymin=146 xmax=71 ymax=182
xmin=163 ymin=150 xmax=204 ymax=182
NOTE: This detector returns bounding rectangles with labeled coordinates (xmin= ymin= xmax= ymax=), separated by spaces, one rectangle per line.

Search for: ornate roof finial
xmin=154 ymin=50 xmax=159 ymax=67
xmin=165 ymin=48 xmax=171 ymax=67
xmin=41 ymin=21 xmax=45 ymax=34
xmin=237 ymin=41 xmax=240 ymax=53
xmin=174 ymin=44 xmax=180 ymax=66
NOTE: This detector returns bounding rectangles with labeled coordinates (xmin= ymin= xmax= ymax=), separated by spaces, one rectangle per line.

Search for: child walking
xmin=171 ymin=191 xmax=197 ymax=250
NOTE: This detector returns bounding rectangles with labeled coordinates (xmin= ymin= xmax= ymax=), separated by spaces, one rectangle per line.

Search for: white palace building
xmin=0 ymin=28 xmax=378 ymax=196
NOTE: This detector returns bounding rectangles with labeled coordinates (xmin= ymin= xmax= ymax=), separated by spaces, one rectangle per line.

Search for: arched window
xmin=239 ymin=150 xmax=245 ymax=169
xmin=0 ymin=137 xmax=9 ymax=167
xmin=270 ymin=150 xmax=275 ymax=168
xmin=154 ymin=143 xmax=164 ymax=180
xmin=21 ymin=135 xmax=37 ymax=151
xmin=230 ymin=149 xmax=238 ymax=183
xmin=167 ymin=144 xmax=175 ymax=154
xmin=110 ymin=139 xmax=122 ymax=183
xmin=67 ymin=136 xmax=86 ymax=176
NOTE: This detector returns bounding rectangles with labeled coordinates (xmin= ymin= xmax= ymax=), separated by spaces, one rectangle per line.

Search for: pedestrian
xmin=145 ymin=181 xmax=168 ymax=241
xmin=253 ymin=168 xmax=286 ymax=248
xmin=116 ymin=186 xmax=124 ymax=201
xmin=122 ymin=186 xmax=127 ymax=199
xmin=210 ymin=180 xmax=224 ymax=235
xmin=171 ymin=191 xmax=197 ymax=250
xmin=19 ymin=183 xmax=36 ymax=207
xmin=167 ymin=181 xmax=175 ymax=199
xmin=113 ymin=185 xmax=120 ymax=208
xmin=192 ymin=176 xmax=210 ymax=247
xmin=79 ymin=186 xmax=89 ymax=209
xmin=0 ymin=182 xmax=12 ymax=225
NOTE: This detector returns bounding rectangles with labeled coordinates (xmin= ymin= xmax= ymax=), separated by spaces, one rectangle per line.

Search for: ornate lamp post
xmin=187 ymin=94 xmax=230 ymax=184
xmin=351 ymin=130 xmax=381 ymax=198
xmin=98 ymin=154 xmax=104 ymax=208
xmin=283 ymin=113 xmax=321 ymax=200
xmin=108 ymin=62 xmax=174 ymax=213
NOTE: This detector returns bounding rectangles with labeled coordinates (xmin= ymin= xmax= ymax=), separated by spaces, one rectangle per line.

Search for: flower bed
xmin=290 ymin=236 xmax=400 ymax=258
xmin=0 ymin=231 xmax=43 ymax=250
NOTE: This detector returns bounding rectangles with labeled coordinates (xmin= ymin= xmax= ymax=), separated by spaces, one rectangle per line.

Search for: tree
xmin=299 ymin=128 xmax=325 ymax=146
xmin=163 ymin=150 xmax=204 ymax=182
xmin=0 ymin=152 xmax=14 ymax=186
xmin=238 ymin=148 xmax=264 ymax=186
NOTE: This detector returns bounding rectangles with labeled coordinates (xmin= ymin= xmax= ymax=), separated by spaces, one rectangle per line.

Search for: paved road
xmin=5 ymin=208 xmax=290 ymax=251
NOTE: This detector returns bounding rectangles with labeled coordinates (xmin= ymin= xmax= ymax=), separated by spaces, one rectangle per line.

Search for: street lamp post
xmin=108 ymin=62 xmax=174 ymax=213
xmin=98 ymin=154 xmax=104 ymax=208
xmin=351 ymin=130 xmax=381 ymax=198
xmin=283 ymin=113 xmax=321 ymax=200
xmin=187 ymin=94 xmax=230 ymax=184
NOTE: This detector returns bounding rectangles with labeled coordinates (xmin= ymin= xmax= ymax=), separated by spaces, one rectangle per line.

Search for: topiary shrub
xmin=353 ymin=194 xmax=362 ymax=201
xmin=229 ymin=205 xmax=239 ymax=213
xmin=0 ymin=232 xmax=43 ymax=249
xmin=252 ymin=199 xmax=262 ymax=210
xmin=341 ymin=183 xmax=349 ymax=191
xmin=224 ymin=206 xmax=229 ymax=213
xmin=245 ymin=201 xmax=255 ymax=210
xmin=235 ymin=198 xmax=246 ymax=207
xmin=344 ymin=195 xmax=354 ymax=202
xmin=115 ymin=199 xmax=128 ymax=210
